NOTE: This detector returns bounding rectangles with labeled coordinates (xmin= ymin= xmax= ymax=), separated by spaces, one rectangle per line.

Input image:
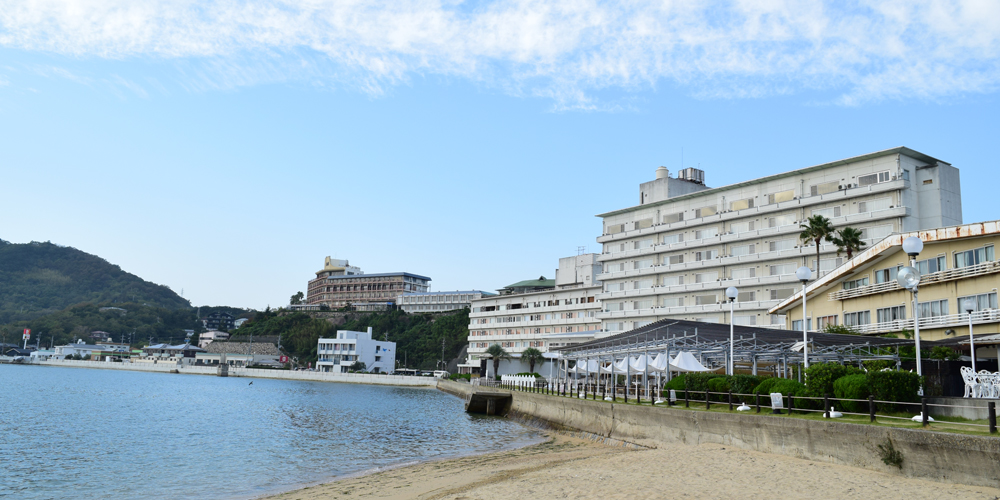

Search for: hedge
xmin=805 ymin=362 xmax=862 ymax=397
xmin=832 ymin=374 xmax=869 ymax=413
xmin=868 ymin=370 xmax=922 ymax=412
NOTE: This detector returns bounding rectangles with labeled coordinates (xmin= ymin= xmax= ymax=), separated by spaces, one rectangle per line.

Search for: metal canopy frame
xmin=553 ymin=319 xmax=911 ymax=379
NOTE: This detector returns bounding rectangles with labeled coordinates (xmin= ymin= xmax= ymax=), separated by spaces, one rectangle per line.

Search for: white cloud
xmin=1 ymin=0 xmax=998 ymax=105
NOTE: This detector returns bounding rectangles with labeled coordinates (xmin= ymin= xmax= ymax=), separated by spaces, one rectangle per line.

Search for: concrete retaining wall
xmin=33 ymin=360 xmax=437 ymax=387
xmin=927 ymin=396 xmax=999 ymax=420
xmin=440 ymin=381 xmax=1000 ymax=489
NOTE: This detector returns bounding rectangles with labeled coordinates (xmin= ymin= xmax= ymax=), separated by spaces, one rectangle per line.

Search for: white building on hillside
xmin=459 ymin=254 xmax=603 ymax=376
xmin=397 ymin=290 xmax=495 ymax=313
xmin=594 ymin=147 xmax=963 ymax=334
xmin=317 ymin=327 xmax=396 ymax=374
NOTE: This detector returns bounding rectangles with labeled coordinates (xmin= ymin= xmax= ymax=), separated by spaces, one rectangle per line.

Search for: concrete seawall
xmin=31 ymin=360 xmax=438 ymax=387
xmin=437 ymin=380 xmax=1000 ymax=489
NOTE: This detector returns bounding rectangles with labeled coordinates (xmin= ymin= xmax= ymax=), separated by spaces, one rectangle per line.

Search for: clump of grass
xmin=877 ymin=438 xmax=903 ymax=469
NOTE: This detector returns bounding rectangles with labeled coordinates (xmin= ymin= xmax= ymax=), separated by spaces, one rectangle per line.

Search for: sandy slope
xmin=265 ymin=433 xmax=999 ymax=500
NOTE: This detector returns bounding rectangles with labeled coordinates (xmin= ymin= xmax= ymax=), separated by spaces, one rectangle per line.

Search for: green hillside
xmin=0 ymin=239 xmax=191 ymax=324
xmin=1 ymin=302 xmax=200 ymax=348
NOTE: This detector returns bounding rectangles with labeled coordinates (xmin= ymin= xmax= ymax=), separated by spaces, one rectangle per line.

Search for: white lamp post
xmin=898 ymin=236 xmax=924 ymax=395
xmin=964 ymin=298 xmax=978 ymax=374
xmin=795 ymin=266 xmax=812 ymax=369
xmin=725 ymin=286 xmax=739 ymax=375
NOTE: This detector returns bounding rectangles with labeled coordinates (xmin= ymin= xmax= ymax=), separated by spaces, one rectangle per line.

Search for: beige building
xmin=459 ymin=254 xmax=603 ymax=375
xmin=305 ymin=257 xmax=431 ymax=311
xmin=595 ymin=147 xmax=962 ymax=334
xmin=770 ymin=221 xmax=1000 ymax=353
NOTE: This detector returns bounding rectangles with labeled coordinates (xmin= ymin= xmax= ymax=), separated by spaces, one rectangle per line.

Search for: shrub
xmin=753 ymin=377 xmax=782 ymax=396
xmin=862 ymin=360 xmax=893 ymax=372
xmin=683 ymin=372 xmax=724 ymax=392
xmin=805 ymin=362 xmax=862 ymax=398
xmin=729 ymin=374 xmax=762 ymax=397
xmin=515 ymin=372 xmax=543 ymax=378
xmin=832 ymin=374 xmax=869 ymax=413
xmin=449 ymin=373 xmax=471 ymax=381
xmin=868 ymin=370 xmax=922 ymax=412
xmin=663 ymin=374 xmax=687 ymax=398
xmin=770 ymin=379 xmax=818 ymax=410
xmin=706 ymin=377 xmax=731 ymax=401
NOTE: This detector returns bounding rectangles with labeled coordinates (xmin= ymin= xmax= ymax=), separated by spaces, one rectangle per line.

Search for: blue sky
xmin=1 ymin=1 xmax=998 ymax=309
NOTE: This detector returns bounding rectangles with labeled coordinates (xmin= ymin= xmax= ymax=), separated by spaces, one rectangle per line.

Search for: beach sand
xmin=266 ymin=433 xmax=1000 ymax=500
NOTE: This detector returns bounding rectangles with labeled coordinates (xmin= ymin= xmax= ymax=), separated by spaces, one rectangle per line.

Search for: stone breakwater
xmin=32 ymin=359 xmax=438 ymax=387
xmin=437 ymin=380 xmax=1000 ymax=489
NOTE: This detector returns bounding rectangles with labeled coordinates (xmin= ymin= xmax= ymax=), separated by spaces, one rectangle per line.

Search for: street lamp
xmin=964 ymin=298 xmax=978 ymax=374
xmin=795 ymin=266 xmax=812 ymax=369
xmin=898 ymin=235 xmax=924 ymax=395
xmin=725 ymin=286 xmax=739 ymax=375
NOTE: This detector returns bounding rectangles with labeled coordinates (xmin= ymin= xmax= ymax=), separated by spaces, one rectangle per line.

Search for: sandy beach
xmin=266 ymin=433 xmax=1000 ymax=500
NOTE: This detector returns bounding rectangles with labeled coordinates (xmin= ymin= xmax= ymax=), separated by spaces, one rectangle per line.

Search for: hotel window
xmin=767 ymin=189 xmax=795 ymax=204
xmin=918 ymin=299 xmax=949 ymax=318
xmin=769 ymin=238 xmax=796 ymax=252
xmin=633 ymin=299 xmax=653 ymax=310
xmin=860 ymin=224 xmax=893 ymax=241
xmin=810 ymin=181 xmax=840 ymax=196
xmin=730 ymin=221 xmax=755 ymax=233
xmin=665 ymin=254 xmax=684 ymax=265
xmin=694 ymin=294 xmax=718 ymax=305
xmin=817 ymin=315 xmax=838 ymax=329
xmin=605 ymin=302 xmax=624 ymax=312
xmin=857 ymin=170 xmax=891 ymax=187
xmin=813 ymin=257 xmax=844 ymax=274
xmin=844 ymin=311 xmax=871 ymax=326
xmin=605 ymin=282 xmax=625 ymax=292
xmin=958 ymin=292 xmax=999 ymax=311
xmin=734 ymin=315 xmax=756 ymax=326
xmin=661 ymin=275 xmax=684 ymax=286
xmin=662 ymin=233 xmax=683 ymax=245
xmin=695 ymin=227 xmax=719 ymax=240
xmin=770 ymin=288 xmax=794 ymax=300
xmin=636 ymin=218 xmax=653 ymax=229
xmin=663 ymin=212 xmax=684 ymax=224
xmin=634 ymin=258 xmax=654 ymax=269
xmin=874 ymin=265 xmax=902 ymax=284
xmin=954 ymin=245 xmax=995 ymax=268
xmin=811 ymin=206 xmax=842 ymax=218
xmin=770 ymin=314 xmax=786 ymax=325
xmin=661 ymin=297 xmax=684 ymax=308
xmin=730 ymin=198 xmax=755 ymax=211
xmin=768 ymin=213 xmax=796 ymax=228
xmin=730 ymin=243 xmax=755 ymax=257
xmin=770 ymin=263 xmax=794 ymax=276
xmin=791 ymin=319 xmax=812 ymax=331
xmin=857 ymin=197 xmax=892 ymax=213
xmin=634 ymin=238 xmax=654 ymax=250
xmin=842 ymin=277 xmax=870 ymax=290
xmin=730 ymin=267 xmax=756 ymax=280
xmin=695 ymin=206 xmax=717 ymax=218
xmin=634 ymin=278 xmax=654 ymax=289
xmin=915 ymin=256 xmax=947 ymax=275
xmin=606 ymin=223 xmax=625 ymax=234
xmin=737 ymin=291 xmax=756 ymax=302
xmin=876 ymin=305 xmax=906 ymax=323
xmin=694 ymin=249 xmax=718 ymax=261
xmin=695 ymin=271 xmax=718 ymax=283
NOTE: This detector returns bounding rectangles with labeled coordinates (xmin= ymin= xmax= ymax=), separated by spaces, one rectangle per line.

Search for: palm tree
xmin=521 ymin=347 xmax=544 ymax=374
xmin=485 ymin=344 xmax=510 ymax=379
xmin=799 ymin=215 xmax=835 ymax=273
xmin=828 ymin=227 xmax=867 ymax=260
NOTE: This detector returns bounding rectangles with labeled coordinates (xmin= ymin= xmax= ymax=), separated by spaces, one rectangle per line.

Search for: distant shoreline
xmin=21 ymin=359 xmax=439 ymax=388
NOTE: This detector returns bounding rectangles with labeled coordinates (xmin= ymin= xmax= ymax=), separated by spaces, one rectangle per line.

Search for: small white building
xmin=198 ymin=330 xmax=230 ymax=348
xmin=397 ymin=290 xmax=495 ymax=313
xmin=317 ymin=327 xmax=396 ymax=374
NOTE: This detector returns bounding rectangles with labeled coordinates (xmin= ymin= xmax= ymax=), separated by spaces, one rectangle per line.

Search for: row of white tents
xmin=566 ymin=351 xmax=709 ymax=376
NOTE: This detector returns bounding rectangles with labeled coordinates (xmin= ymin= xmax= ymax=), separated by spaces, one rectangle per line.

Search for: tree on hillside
xmin=485 ymin=344 xmax=510 ymax=378
xmin=521 ymin=347 xmax=544 ymax=374
xmin=828 ymin=227 xmax=867 ymax=260
xmin=799 ymin=215 xmax=836 ymax=274
xmin=290 ymin=292 xmax=304 ymax=305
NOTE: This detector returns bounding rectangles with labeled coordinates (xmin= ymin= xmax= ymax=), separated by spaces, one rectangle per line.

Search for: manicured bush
xmin=515 ymin=372 xmax=543 ymax=378
xmin=707 ymin=377 xmax=731 ymax=401
xmin=868 ymin=370 xmax=922 ymax=412
xmin=683 ymin=372 xmax=724 ymax=392
xmin=663 ymin=374 xmax=687 ymax=398
xmin=832 ymin=374 xmax=869 ymax=413
xmin=752 ymin=377 xmax=782 ymax=396
xmin=805 ymin=362 xmax=862 ymax=398
xmin=771 ymin=379 xmax=818 ymax=410
xmin=729 ymin=374 xmax=762 ymax=398
xmin=449 ymin=373 xmax=472 ymax=381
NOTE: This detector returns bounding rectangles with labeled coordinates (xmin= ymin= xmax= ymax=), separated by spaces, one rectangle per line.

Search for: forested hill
xmin=0 ymin=239 xmax=190 ymax=323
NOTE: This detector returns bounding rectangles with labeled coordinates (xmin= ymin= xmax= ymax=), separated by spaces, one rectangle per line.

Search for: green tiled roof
xmin=504 ymin=278 xmax=555 ymax=289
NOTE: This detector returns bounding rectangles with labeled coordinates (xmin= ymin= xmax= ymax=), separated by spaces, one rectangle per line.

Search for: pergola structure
xmin=552 ymin=319 xmax=913 ymax=386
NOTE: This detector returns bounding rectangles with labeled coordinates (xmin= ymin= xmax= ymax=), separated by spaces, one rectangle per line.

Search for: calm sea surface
xmin=0 ymin=364 xmax=541 ymax=499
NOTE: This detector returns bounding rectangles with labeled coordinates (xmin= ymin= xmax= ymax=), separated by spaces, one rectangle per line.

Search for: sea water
xmin=0 ymin=364 xmax=541 ymax=499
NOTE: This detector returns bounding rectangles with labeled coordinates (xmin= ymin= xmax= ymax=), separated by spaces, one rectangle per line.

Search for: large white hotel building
xmin=594 ymin=147 xmax=962 ymax=334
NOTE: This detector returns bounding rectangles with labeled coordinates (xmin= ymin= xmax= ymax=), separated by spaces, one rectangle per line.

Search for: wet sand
xmin=265 ymin=433 xmax=999 ymax=500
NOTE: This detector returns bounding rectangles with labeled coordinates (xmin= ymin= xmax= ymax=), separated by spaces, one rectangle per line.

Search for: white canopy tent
xmin=669 ymin=351 xmax=712 ymax=373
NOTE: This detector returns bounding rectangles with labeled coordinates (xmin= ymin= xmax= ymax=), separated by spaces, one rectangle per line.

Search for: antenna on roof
xmin=577 ymin=246 xmax=586 ymax=255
